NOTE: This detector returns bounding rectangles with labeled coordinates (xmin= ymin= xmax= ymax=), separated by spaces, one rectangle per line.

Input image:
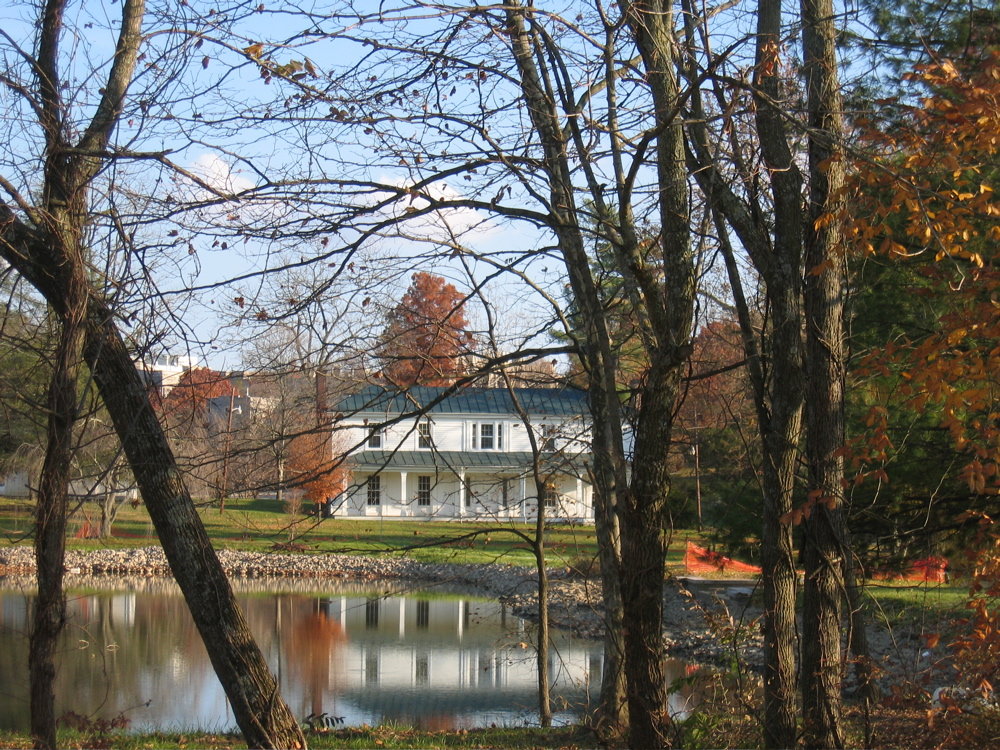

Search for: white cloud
xmin=376 ymin=174 xmax=503 ymax=245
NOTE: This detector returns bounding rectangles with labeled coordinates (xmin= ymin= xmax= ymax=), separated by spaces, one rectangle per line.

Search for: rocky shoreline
xmin=0 ymin=545 xmax=762 ymax=668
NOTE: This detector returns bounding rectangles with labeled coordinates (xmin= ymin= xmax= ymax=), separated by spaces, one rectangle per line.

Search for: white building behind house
xmin=138 ymin=352 xmax=196 ymax=396
xmin=333 ymin=386 xmax=593 ymax=521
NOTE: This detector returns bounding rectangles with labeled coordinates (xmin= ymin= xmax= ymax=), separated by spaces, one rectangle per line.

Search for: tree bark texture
xmin=503 ymin=2 xmax=637 ymax=739
xmin=29 ymin=1 xmax=95 ymax=743
xmin=1 ymin=1 xmax=306 ymax=746
xmin=30 ymin=273 xmax=85 ymax=750
xmin=687 ymin=0 xmax=804 ymax=743
xmin=618 ymin=4 xmax=696 ymax=745
xmin=754 ymin=2 xmax=806 ymax=745
xmin=84 ymin=303 xmax=307 ymax=748
xmin=801 ymin=0 xmax=849 ymax=745
xmin=591 ymin=471 xmax=628 ymax=740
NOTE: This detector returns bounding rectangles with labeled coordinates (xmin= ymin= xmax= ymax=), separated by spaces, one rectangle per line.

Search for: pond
xmin=1 ymin=578 xmax=615 ymax=732
xmin=0 ymin=578 xmax=706 ymax=733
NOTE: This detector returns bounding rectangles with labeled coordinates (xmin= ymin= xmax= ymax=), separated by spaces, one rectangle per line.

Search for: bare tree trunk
xmin=686 ymin=0 xmax=804 ymax=742
xmin=99 ymin=495 xmax=115 ymax=539
xmin=759 ymin=291 xmax=803 ymax=750
xmin=801 ymin=1 xmax=848 ymax=744
xmin=533 ymin=515 xmax=553 ymax=727
xmin=844 ymin=546 xmax=878 ymax=705
xmin=591 ymin=474 xmax=627 ymax=740
xmin=754 ymin=3 xmax=805 ymax=744
xmin=502 ymin=376 xmax=555 ymax=727
xmin=618 ymin=373 xmax=679 ymax=748
xmin=4 ymin=235 xmax=309 ymax=750
xmin=28 ymin=2 xmax=93 ymax=741
xmin=503 ymin=4 xmax=695 ymax=744
xmin=30 ymin=280 xmax=85 ymax=750
xmin=710 ymin=205 xmax=801 ymax=750
xmin=502 ymin=1 xmax=636 ymax=739
xmin=618 ymin=4 xmax=696 ymax=745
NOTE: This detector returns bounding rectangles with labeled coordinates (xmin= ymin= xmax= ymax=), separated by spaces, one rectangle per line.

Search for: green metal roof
xmin=350 ymin=450 xmax=591 ymax=476
xmin=335 ymin=385 xmax=589 ymax=418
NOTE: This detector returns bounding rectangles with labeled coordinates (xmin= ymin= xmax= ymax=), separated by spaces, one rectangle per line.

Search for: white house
xmin=333 ymin=385 xmax=593 ymax=521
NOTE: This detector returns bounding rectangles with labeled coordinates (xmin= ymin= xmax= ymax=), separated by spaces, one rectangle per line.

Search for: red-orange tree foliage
xmin=377 ymin=271 xmax=474 ymax=387
xmin=286 ymin=430 xmax=351 ymax=507
xmin=844 ymin=54 xmax=1000 ymax=498
xmin=161 ymin=367 xmax=236 ymax=420
xmin=846 ymin=55 xmax=1000 ymax=701
xmin=677 ymin=319 xmax=750 ymax=431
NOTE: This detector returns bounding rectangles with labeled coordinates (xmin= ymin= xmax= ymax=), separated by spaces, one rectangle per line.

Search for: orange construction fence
xmin=684 ymin=541 xmax=762 ymax=575
xmin=684 ymin=540 xmax=948 ymax=584
xmin=875 ymin=556 xmax=949 ymax=583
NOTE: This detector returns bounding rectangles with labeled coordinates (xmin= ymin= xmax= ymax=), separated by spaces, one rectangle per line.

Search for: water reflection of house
xmin=64 ymin=591 xmax=137 ymax=628
xmin=335 ymin=386 xmax=594 ymax=521
xmin=299 ymin=595 xmax=600 ymax=723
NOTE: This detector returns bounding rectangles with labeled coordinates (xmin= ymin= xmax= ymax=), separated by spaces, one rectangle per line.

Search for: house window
xmin=471 ymin=422 xmax=504 ymax=450
xmin=417 ymin=475 xmax=431 ymax=506
xmin=417 ymin=421 xmax=432 ymax=449
xmin=540 ymin=425 xmax=558 ymax=452
xmin=367 ymin=426 xmax=384 ymax=449
xmin=367 ymin=475 xmax=381 ymax=505
xmin=544 ymin=484 xmax=559 ymax=509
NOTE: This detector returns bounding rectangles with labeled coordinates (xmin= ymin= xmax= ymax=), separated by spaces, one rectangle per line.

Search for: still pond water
xmin=0 ymin=578 xmax=627 ymax=732
xmin=0 ymin=579 xmax=702 ymax=732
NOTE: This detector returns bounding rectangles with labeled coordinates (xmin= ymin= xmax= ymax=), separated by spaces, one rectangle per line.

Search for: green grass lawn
xmin=862 ymin=579 xmax=969 ymax=631
xmin=0 ymin=495 xmax=705 ymax=571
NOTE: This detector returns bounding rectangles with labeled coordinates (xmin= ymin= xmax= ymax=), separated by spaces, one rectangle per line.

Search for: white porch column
xmin=520 ymin=474 xmax=527 ymax=523
xmin=458 ymin=469 xmax=466 ymax=518
xmin=399 ymin=471 xmax=408 ymax=517
xmin=576 ymin=476 xmax=584 ymax=518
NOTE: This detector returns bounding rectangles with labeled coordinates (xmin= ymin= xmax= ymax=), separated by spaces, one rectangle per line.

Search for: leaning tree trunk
xmin=801 ymin=0 xmax=849 ymax=744
xmin=2 ymin=228 xmax=309 ymax=749
xmin=84 ymin=300 xmax=307 ymax=749
xmin=0 ymin=0 xmax=306 ymax=743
